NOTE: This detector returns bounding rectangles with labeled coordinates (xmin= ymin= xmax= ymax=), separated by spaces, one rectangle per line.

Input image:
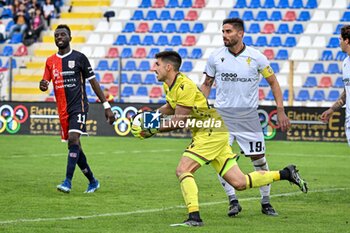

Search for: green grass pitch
xmin=0 ymin=135 xmax=350 ymax=233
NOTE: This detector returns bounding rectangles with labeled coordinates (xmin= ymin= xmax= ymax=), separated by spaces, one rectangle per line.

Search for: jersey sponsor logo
xmin=54 ymin=78 xmax=77 ymax=89
xmin=221 ymin=73 xmax=238 ymax=78
xmin=68 ymin=60 xmax=75 ymax=69
xmin=220 ymin=73 xmax=259 ymax=82
xmin=61 ymin=71 xmax=75 ymax=76
xmin=53 ymin=69 xmax=60 ymax=80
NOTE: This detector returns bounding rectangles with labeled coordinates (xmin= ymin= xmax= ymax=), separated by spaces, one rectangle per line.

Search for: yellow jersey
xmin=163 ymin=72 xmax=225 ymax=134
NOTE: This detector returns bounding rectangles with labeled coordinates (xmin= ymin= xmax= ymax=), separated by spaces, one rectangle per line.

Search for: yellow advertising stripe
xmin=12 ymin=87 xmax=44 ymax=94
xmin=34 ymin=49 xmax=56 ymax=57
xmin=26 ymin=62 xmax=45 ymax=69
xmin=51 ymin=24 xmax=94 ymax=31
xmin=14 ymin=75 xmax=42 ymax=82
xmin=60 ymin=12 xmax=102 ymax=18
xmin=42 ymin=35 xmax=86 ymax=43
xmin=70 ymin=0 xmax=110 ymax=6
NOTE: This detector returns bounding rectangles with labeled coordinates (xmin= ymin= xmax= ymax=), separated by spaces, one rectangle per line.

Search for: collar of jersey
xmin=227 ymin=43 xmax=246 ymax=57
xmin=169 ymin=72 xmax=181 ymax=90
xmin=56 ymin=49 xmax=73 ymax=58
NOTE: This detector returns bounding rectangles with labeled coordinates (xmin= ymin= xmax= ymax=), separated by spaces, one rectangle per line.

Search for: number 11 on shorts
xmin=77 ymin=113 xmax=86 ymax=124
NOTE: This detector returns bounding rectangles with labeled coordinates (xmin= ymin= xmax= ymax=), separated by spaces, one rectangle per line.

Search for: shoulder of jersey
xmin=72 ymin=50 xmax=83 ymax=56
xmin=244 ymin=45 xmax=262 ymax=55
xmin=180 ymin=74 xmax=197 ymax=89
xmin=211 ymin=47 xmax=227 ymax=57
xmin=48 ymin=53 xmax=57 ymax=60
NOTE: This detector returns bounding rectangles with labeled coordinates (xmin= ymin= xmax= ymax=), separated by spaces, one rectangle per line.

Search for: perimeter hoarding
xmin=0 ymin=102 xmax=346 ymax=142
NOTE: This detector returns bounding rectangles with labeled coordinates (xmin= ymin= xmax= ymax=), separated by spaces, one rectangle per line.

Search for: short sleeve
xmin=80 ymin=54 xmax=95 ymax=80
xmin=257 ymin=51 xmax=274 ymax=78
xmin=43 ymin=59 xmax=52 ymax=82
xmin=204 ymin=53 xmax=216 ymax=78
xmin=176 ymin=82 xmax=196 ymax=107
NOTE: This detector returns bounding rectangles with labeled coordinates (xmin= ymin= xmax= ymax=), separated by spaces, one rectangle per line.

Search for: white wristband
xmin=103 ymin=101 xmax=111 ymax=109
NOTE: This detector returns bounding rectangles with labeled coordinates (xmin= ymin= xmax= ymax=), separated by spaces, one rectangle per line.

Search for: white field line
xmin=9 ymin=149 xmax=179 ymax=158
xmin=7 ymin=152 xmax=350 ymax=159
xmin=269 ymin=153 xmax=350 ymax=158
xmin=0 ymin=187 xmax=348 ymax=225
xmin=7 ymin=150 xmax=350 ymax=159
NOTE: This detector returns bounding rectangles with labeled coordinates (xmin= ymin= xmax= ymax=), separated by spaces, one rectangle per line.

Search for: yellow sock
xmin=179 ymin=172 xmax=199 ymax=213
xmin=245 ymin=171 xmax=280 ymax=189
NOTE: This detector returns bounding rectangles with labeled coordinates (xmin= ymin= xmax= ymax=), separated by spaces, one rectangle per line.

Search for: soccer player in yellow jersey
xmin=131 ymin=51 xmax=308 ymax=227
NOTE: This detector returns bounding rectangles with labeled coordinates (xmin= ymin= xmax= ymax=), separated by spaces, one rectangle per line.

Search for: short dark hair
xmin=341 ymin=25 xmax=350 ymax=41
xmin=155 ymin=51 xmax=182 ymax=71
xmin=222 ymin=18 xmax=245 ymax=32
xmin=55 ymin=24 xmax=71 ymax=37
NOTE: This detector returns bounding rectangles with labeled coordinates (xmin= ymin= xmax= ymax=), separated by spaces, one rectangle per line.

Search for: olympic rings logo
xmin=0 ymin=104 xmax=29 ymax=134
xmin=258 ymin=109 xmax=276 ymax=140
xmin=111 ymin=105 xmax=152 ymax=136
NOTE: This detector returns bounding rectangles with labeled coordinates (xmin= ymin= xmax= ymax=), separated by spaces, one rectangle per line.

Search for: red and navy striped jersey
xmin=43 ymin=50 xmax=95 ymax=117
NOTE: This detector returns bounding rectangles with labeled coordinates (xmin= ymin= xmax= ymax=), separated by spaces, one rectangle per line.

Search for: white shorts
xmin=225 ymin=119 xmax=265 ymax=156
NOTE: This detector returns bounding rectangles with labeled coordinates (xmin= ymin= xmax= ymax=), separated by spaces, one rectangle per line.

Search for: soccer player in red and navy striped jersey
xmin=39 ymin=24 xmax=115 ymax=193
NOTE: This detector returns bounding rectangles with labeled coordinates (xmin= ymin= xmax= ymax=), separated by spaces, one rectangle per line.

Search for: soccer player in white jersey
xmin=201 ymin=18 xmax=291 ymax=217
xmin=321 ymin=25 xmax=350 ymax=143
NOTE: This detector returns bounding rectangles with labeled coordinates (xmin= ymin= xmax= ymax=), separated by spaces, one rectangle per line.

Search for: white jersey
xmin=204 ymin=45 xmax=274 ymax=120
xmin=343 ymin=56 xmax=350 ymax=123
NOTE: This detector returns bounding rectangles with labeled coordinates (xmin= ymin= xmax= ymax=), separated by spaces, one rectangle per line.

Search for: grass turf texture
xmin=0 ymin=135 xmax=349 ymax=233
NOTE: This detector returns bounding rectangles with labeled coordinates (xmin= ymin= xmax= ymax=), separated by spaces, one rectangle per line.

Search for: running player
xmin=131 ymin=51 xmax=307 ymax=227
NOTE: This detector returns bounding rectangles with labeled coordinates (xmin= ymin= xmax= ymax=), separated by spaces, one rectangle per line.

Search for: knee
xmin=224 ymin=175 xmax=246 ymax=191
xmin=233 ymin=179 xmax=247 ymax=191
xmin=175 ymin=167 xmax=184 ymax=178
xmin=68 ymin=137 xmax=79 ymax=148
xmin=175 ymin=165 xmax=191 ymax=178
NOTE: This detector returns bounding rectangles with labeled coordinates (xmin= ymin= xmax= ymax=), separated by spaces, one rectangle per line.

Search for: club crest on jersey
xmin=246 ymin=57 xmax=252 ymax=66
xmin=68 ymin=60 xmax=75 ymax=69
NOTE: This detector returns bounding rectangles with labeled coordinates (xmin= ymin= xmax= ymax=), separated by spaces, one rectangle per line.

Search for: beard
xmin=224 ymin=39 xmax=238 ymax=47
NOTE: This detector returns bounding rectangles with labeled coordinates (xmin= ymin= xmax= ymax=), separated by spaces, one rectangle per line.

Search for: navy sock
xmin=77 ymin=150 xmax=95 ymax=183
xmin=189 ymin=211 xmax=202 ymax=222
xmin=66 ymin=144 xmax=80 ymax=181
xmin=279 ymin=168 xmax=290 ymax=180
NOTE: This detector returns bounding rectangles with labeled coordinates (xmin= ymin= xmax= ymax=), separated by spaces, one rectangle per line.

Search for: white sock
xmin=252 ymin=157 xmax=271 ymax=204
xmin=217 ymin=174 xmax=237 ymax=201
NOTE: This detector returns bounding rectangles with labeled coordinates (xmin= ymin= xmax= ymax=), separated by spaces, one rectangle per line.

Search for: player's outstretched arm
xmin=39 ymin=79 xmax=49 ymax=92
xmin=266 ymin=74 xmax=291 ymax=132
xmin=320 ymin=90 xmax=346 ymax=123
xmin=89 ymin=78 xmax=115 ymax=124
xmin=200 ymin=75 xmax=215 ymax=98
